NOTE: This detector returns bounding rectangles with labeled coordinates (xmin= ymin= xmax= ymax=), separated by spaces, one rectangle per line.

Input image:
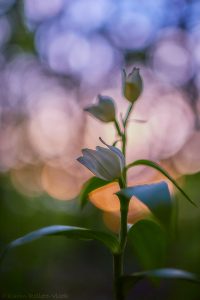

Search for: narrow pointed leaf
xmin=79 ymin=177 xmax=108 ymax=209
xmin=0 ymin=225 xmax=119 ymax=263
xmin=128 ymin=220 xmax=167 ymax=269
xmin=121 ymin=268 xmax=200 ymax=293
xmin=126 ymin=159 xmax=196 ymax=206
xmin=117 ymin=181 xmax=172 ymax=227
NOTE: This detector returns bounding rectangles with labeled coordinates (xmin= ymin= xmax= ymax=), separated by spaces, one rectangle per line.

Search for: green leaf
xmin=128 ymin=220 xmax=167 ymax=269
xmin=0 ymin=225 xmax=119 ymax=263
xmin=79 ymin=177 xmax=108 ymax=209
xmin=126 ymin=159 xmax=196 ymax=206
xmin=121 ymin=268 xmax=200 ymax=294
xmin=117 ymin=181 xmax=172 ymax=227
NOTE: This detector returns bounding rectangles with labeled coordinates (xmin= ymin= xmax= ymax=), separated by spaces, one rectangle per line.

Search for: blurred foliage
xmin=9 ymin=2 xmax=35 ymax=53
xmin=1 ymin=168 xmax=200 ymax=299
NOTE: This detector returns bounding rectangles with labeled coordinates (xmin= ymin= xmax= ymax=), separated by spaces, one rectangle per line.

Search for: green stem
xmin=114 ymin=119 xmax=123 ymax=137
xmin=113 ymin=103 xmax=133 ymax=300
xmin=113 ymin=177 xmax=129 ymax=300
xmin=113 ymin=253 xmax=124 ymax=300
xmin=123 ymin=103 xmax=134 ymax=129
xmin=118 ymin=177 xmax=128 ymax=252
xmin=122 ymin=103 xmax=134 ymax=184
xmin=122 ymin=134 xmax=126 ymax=158
xmin=119 ymin=197 xmax=129 ymax=252
xmin=113 ymin=191 xmax=130 ymax=300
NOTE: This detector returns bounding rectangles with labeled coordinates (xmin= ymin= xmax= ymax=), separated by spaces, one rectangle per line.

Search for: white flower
xmin=77 ymin=138 xmax=125 ymax=181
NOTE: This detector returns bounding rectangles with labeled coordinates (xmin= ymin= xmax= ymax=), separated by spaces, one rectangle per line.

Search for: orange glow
xmin=128 ymin=197 xmax=151 ymax=224
xmin=41 ymin=164 xmax=82 ymax=200
xmin=103 ymin=212 xmax=120 ymax=233
xmin=89 ymin=182 xmax=120 ymax=212
xmin=89 ymin=182 xmax=151 ymax=229
xmin=103 ymin=197 xmax=151 ymax=232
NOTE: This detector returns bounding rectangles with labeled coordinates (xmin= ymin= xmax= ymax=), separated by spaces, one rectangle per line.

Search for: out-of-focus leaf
xmin=121 ymin=268 xmax=200 ymax=294
xmin=126 ymin=159 xmax=196 ymax=206
xmin=0 ymin=225 xmax=119 ymax=263
xmin=117 ymin=181 xmax=172 ymax=227
xmin=128 ymin=220 xmax=167 ymax=269
xmin=79 ymin=177 xmax=108 ymax=209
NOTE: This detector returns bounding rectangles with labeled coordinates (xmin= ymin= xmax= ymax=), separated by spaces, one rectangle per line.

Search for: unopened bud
xmin=122 ymin=67 xmax=143 ymax=103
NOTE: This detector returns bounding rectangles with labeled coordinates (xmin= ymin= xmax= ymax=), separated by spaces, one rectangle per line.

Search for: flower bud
xmin=84 ymin=95 xmax=116 ymax=123
xmin=77 ymin=138 xmax=125 ymax=181
xmin=122 ymin=67 xmax=143 ymax=103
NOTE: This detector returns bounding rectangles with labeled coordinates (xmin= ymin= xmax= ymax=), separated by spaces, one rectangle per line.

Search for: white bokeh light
xmin=47 ymin=31 xmax=90 ymax=74
xmin=24 ymin=0 xmax=64 ymax=22
xmin=151 ymin=29 xmax=194 ymax=86
xmin=108 ymin=11 xmax=154 ymax=50
xmin=28 ymin=87 xmax=82 ymax=160
xmin=62 ymin=0 xmax=115 ymax=32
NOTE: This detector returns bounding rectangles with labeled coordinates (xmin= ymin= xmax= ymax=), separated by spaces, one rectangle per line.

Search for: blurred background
xmin=1 ymin=0 xmax=200 ymax=299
